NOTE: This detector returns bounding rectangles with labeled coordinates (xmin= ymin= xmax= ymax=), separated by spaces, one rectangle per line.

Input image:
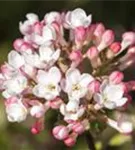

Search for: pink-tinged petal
xmin=66 ymin=68 xmax=80 ymax=84
xmin=79 ymin=73 xmax=94 ymax=87
xmin=49 ymin=67 xmax=61 ymax=83
xmin=115 ymin=97 xmax=128 ymax=107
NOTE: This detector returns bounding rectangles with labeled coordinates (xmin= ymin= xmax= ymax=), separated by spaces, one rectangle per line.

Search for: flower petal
xmin=105 ymin=85 xmax=124 ymax=101
xmin=79 ymin=73 xmax=94 ymax=87
xmin=8 ymin=51 xmax=25 ymax=69
xmin=49 ymin=67 xmax=61 ymax=83
xmin=104 ymin=101 xmax=116 ymax=109
xmin=37 ymin=70 xmax=48 ymax=84
xmin=39 ymin=46 xmax=53 ymax=62
xmin=66 ymin=68 xmax=80 ymax=84
xmin=115 ymin=97 xmax=128 ymax=107
xmin=43 ymin=25 xmax=56 ymax=42
xmin=33 ymin=84 xmax=46 ymax=98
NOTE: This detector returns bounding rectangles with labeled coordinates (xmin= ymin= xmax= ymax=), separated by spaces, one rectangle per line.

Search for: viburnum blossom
xmin=1 ymin=8 xmax=135 ymax=148
xmin=63 ymin=68 xmax=94 ymax=100
xmin=33 ymin=66 xmax=61 ymax=100
xmin=94 ymin=80 xmax=128 ymax=109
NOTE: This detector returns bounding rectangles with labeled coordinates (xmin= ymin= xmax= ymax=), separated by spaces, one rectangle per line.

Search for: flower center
xmin=72 ymin=84 xmax=81 ymax=91
xmin=47 ymin=84 xmax=56 ymax=91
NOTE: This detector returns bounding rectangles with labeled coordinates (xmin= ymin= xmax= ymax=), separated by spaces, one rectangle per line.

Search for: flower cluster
xmin=1 ymin=8 xmax=135 ymax=147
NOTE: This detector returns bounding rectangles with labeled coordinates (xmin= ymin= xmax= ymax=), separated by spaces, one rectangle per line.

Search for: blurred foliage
xmin=0 ymin=1 xmax=135 ymax=150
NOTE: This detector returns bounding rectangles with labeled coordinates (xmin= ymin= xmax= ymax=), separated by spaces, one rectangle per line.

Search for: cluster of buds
xmin=0 ymin=8 xmax=135 ymax=147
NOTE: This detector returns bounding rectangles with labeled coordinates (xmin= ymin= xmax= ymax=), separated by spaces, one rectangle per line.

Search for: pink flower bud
xmin=33 ymin=22 xmax=43 ymax=35
xmin=93 ymin=23 xmax=105 ymax=45
xmin=52 ymin=125 xmax=69 ymax=140
xmin=88 ymin=80 xmax=100 ymax=93
xmin=122 ymin=32 xmax=135 ymax=45
xmin=31 ymin=120 xmax=44 ymax=134
xmin=109 ymin=71 xmax=124 ymax=84
xmin=20 ymin=42 xmax=32 ymax=51
xmin=69 ymin=50 xmax=83 ymax=62
xmin=86 ymin=46 xmax=98 ymax=60
xmin=110 ymin=42 xmax=121 ymax=54
xmin=72 ymin=122 xmax=85 ymax=135
xmin=64 ymin=136 xmax=76 ymax=147
xmin=74 ymin=27 xmax=86 ymax=43
xmin=94 ymin=23 xmax=105 ymax=38
xmin=86 ymin=24 xmax=96 ymax=41
xmin=49 ymin=97 xmax=63 ymax=109
xmin=98 ymin=30 xmax=114 ymax=51
xmin=31 ymin=127 xmax=40 ymax=134
xmin=69 ymin=50 xmax=83 ymax=68
xmin=121 ymin=32 xmax=135 ymax=51
xmin=13 ymin=38 xmax=24 ymax=51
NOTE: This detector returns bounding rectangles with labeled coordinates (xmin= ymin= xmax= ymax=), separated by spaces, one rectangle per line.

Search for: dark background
xmin=0 ymin=1 xmax=134 ymax=150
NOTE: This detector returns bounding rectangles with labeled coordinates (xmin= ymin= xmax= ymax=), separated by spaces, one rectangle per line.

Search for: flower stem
xmin=85 ymin=131 xmax=96 ymax=150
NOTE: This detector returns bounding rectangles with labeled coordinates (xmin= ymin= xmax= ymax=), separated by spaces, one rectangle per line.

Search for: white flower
xmin=44 ymin=12 xmax=61 ymax=24
xmin=8 ymin=50 xmax=25 ymax=69
xmin=60 ymin=100 xmax=85 ymax=121
xmin=63 ymin=68 xmax=94 ymax=100
xmin=23 ymin=45 xmax=60 ymax=69
xmin=6 ymin=100 xmax=28 ymax=122
xmin=39 ymin=45 xmax=60 ymax=67
xmin=33 ymin=66 xmax=61 ymax=100
xmin=19 ymin=13 xmax=39 ymax=35
xmin=32 ymin=25 xmax=56 ymax=46
xmin=65 ymin=8 xmax=92 ymax=29
xmin=23 ymin=51 xmax=44 ymax=69
xmin=94 ymin=80 xmax=128 ymax=109
xmin=2 ymin=73 xmax=27 ymax=98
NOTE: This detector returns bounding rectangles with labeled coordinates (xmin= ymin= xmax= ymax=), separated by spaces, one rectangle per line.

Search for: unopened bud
xmin=109 ymin=71 xmax=124 ymax=84
xmin=98 ymin=30 xmax=114 ymax=51
xmin=121 ymin=32 xmax=135 ymax=51
xmin=13 ymin=38 xmax=24 ymax=51
xmin=52 ymin=125 xmax=69 ymax=140
xmin=64 ymin=136 xmax=76 ymax=147
xmin=110 ymin=42 xmax=121 ymax=54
